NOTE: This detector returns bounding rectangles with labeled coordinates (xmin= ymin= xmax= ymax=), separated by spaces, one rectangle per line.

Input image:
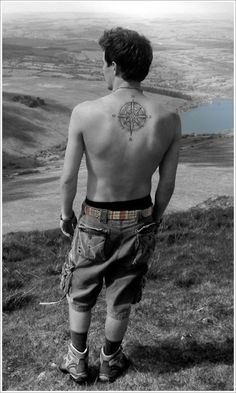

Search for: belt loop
xmin=80 ymin=201 xmax=86 ymax=217
xmin=137 ymin=210 xmax=142 ymax=222
xmin=100 ymin=209 xmax=108 ymax=224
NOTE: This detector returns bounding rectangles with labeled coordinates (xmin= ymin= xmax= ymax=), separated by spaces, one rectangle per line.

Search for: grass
xmin=2 ymin=197 xmax=234 ymax=391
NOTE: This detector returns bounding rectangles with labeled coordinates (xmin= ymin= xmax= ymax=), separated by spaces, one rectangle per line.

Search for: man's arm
xmin=153 ymin=113 xmax=181 ymax=223
xmin=60 ymin=105 xmax=85 ymax=220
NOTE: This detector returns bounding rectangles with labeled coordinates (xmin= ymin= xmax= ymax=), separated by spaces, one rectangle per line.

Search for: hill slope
xmin=2 ymin=199 xmax=234 ymax=391
xmin=2 ymin=91 xmax=71 ymax=168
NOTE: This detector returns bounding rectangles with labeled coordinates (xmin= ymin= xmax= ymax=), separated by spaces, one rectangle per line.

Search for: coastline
xmin=177 ymin=93 xmax=234 ymax=113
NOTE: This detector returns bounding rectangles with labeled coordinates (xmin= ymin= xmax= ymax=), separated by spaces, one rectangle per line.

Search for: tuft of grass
xmin=3 ymin=291 xmax=34 ymax=312
xmin=2 ymin=197 xmax=234 ymax=391
xmin=147 ymin=204 xmax=233 ymax=283
xmin=3 ymin=241 xmax=32 ymax=262
xmin=174 ymin=270 xmax=201 ymax=288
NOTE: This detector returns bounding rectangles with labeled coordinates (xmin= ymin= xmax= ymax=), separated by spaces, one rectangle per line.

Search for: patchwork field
xmin=3 ymin=13 xmax=234 ymax=102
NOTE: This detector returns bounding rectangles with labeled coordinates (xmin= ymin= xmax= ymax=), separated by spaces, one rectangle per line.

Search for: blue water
xmin=180 ymin=99 xmax=234 ymax=134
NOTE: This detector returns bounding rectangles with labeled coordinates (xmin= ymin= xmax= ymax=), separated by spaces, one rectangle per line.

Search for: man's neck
xmin=112 ymin=79 xmax=141 ymax=92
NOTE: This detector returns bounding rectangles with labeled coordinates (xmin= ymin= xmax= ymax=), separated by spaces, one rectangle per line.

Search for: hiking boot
xmin=59 ymin=343 xmax=89 ymax=384
xmin=99 ymin=346 xmax=130 ymax=382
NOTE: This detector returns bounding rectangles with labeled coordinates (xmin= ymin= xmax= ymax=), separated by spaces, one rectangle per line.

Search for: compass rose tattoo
xmin=112 ymin=96 xmax=151 ymax=141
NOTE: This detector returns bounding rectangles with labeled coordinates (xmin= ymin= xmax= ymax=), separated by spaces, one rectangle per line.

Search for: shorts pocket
xmin=77 ymin=223 xmax=108 ymax=262
xmin=133 ymin=222 xmax=157 ymax=265
xmin=60 ymin=250 xmax=75 ymax=295
xmin=132 ymin=276 xmax=147 ymax=304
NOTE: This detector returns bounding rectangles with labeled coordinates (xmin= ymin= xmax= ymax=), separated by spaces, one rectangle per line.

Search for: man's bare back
xmin=60 ymin=26 xmax=181 ymax=224
xmin=70 ymin=88 xmax=181 ymax=203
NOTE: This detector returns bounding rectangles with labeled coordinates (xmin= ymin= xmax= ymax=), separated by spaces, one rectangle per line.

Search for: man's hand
xmin=60 ymin=211 xmax=77 ymax=238
xmin=154 ymin=218 xmax=163 ymax=234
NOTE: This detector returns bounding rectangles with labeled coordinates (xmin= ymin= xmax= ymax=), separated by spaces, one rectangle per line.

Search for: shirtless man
xmin=59 ymin=27 xmax=181 ymax=384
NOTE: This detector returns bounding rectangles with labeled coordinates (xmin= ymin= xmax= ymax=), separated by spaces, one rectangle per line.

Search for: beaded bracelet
xmin=60 ymin=211 xmax=75 ymax=222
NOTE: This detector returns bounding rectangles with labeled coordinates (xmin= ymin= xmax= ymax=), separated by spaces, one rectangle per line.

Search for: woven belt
xmin=84 ymin=205 xmax=153 ymax=220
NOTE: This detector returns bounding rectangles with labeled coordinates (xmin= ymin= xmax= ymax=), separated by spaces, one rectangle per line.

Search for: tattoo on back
xmin=112 ymin=96 xmax=151 ymax=141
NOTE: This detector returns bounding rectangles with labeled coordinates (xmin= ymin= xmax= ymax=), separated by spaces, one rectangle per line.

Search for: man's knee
xmin=106 ymin=305 xmax=131 ymax=321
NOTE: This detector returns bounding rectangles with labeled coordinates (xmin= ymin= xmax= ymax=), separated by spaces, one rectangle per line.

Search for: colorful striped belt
xmin=84 ymin=205 xmax=153 ymax=221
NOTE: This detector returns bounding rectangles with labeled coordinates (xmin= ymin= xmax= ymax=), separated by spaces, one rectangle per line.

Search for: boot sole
xmin=99 ymin=374 xmax=115 ymax=383
xmin=99 ymin=359 xmax=131 ymax=382
xmin=59 ymin=366 xmax=88 ymax=384
xmin=70 ymin=374 xmax=88 ymax=384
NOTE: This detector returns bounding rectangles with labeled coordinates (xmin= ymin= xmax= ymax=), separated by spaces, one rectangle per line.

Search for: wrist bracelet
xmin=60 ymin=211 xmax=75 ymax=222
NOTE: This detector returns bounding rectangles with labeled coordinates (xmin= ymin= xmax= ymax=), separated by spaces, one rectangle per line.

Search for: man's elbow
xmin=160 ymin=179 xmax=175 ymax=193
xmin=60 ymin=175 xmax=76 ymax=189
xmin=164 ymin=184 xmax=175 ymax=199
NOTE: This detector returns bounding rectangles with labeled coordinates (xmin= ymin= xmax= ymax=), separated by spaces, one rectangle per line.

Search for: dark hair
xmin=98 ymin=27 xmax=153 ymax=82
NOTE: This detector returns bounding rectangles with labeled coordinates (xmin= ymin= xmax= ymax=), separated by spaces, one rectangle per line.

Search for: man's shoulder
xmin=147 ymin=98 xmax=178 ymax=120
xmin=73 ymin=95 xmax=109 ymax=111
xmin=152 ymin=102 xmax=178 ymax=122
xmin=72 ymin=100 xmax=94 ymax=115
xmin=155 ymin=105 xmax=181 ymax=138
xmin=70 ymin=96 xmax=111 ymax=134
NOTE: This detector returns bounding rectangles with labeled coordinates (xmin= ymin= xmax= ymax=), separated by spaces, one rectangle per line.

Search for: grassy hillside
xmin=179 ymin=134 xmax=234 ymax=167
xmin=2 ymin=197 xmax=234 ymax=391
xmin=2 ymin=91 xmax=71 ymax=168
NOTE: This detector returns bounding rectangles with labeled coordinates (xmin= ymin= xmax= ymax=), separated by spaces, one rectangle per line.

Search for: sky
xmin=1 ymin=1 xmax=234 ymax=19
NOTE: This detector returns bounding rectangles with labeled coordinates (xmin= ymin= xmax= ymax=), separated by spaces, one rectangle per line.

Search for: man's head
xmin=99 ymin=27 xmax=153 ymax=87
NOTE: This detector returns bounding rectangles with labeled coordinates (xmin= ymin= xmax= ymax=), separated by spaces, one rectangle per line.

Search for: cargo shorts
xmin=60 ymin=204 xmax=157 ymax=320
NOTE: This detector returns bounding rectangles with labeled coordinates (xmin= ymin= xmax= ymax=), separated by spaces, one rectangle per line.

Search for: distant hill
xmin=2 ymin=92 xmax=71 ymax=169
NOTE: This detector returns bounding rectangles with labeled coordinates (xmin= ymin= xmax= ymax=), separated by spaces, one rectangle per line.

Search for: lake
xmin=180 ymin=99 xmax=234 ymax=134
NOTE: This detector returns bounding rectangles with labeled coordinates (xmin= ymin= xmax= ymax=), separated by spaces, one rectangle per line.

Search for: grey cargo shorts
xmin=60 ymin=203 xmax=157 ymax=320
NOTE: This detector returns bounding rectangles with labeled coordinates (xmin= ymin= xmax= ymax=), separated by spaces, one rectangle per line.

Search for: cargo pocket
xmin=132 ymin=276 xmax=147 ymax=304
xmin=60 ymin=249 xmax=75 ymax=295
xmin=133 ymin=222 xmax=157 ymax=265
xmin=77 ymin=223 xmax=108 ymax=262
